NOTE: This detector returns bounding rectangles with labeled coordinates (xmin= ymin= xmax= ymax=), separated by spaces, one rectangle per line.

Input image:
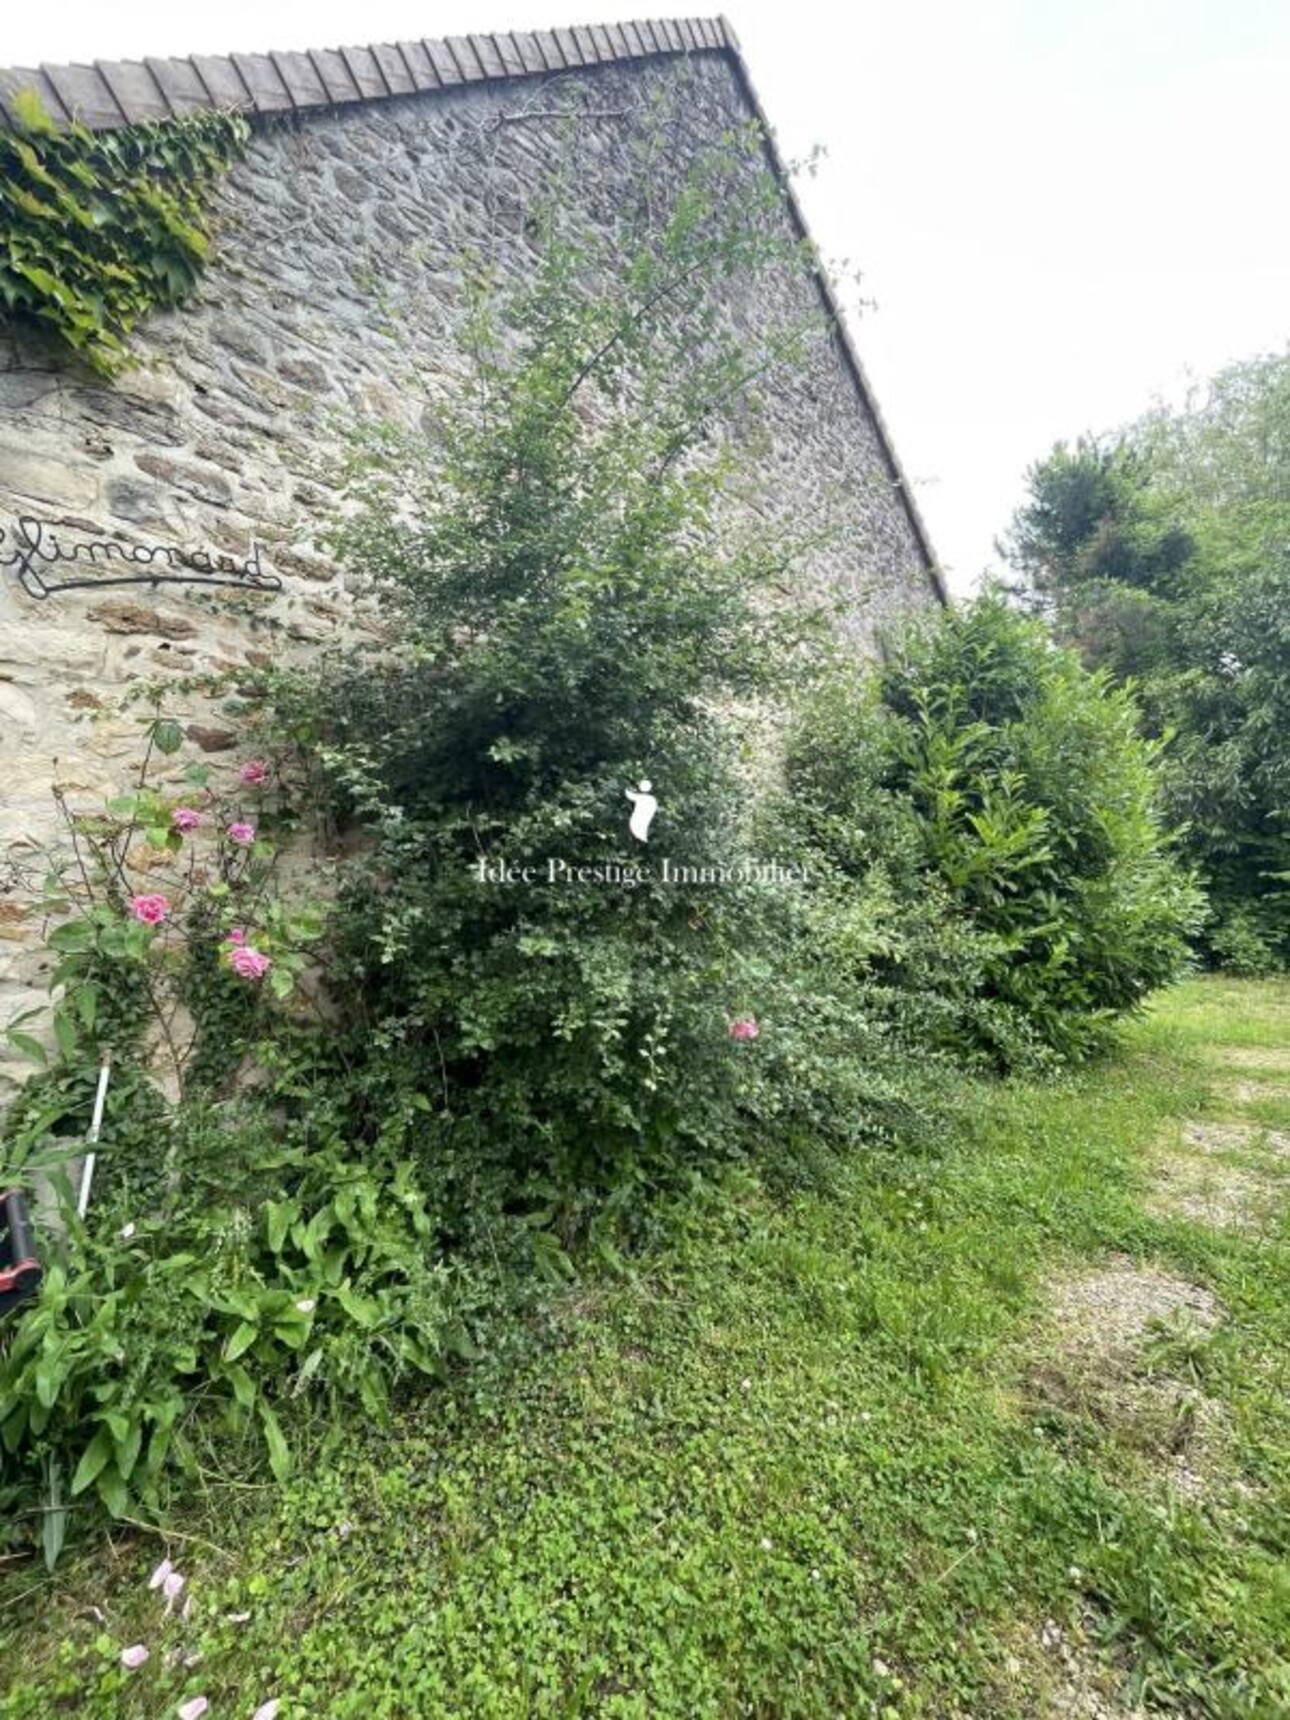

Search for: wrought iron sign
xmin=0 ymin=516 xmax=282 ymax=601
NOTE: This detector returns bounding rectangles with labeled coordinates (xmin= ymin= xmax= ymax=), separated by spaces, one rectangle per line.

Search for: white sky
xmin=4 ymin=0 xmax=1289 ymax=593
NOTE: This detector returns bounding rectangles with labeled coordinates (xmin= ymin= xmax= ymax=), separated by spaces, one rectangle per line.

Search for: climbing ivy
xmin=0 ymin=89 xmax=248 ymax=375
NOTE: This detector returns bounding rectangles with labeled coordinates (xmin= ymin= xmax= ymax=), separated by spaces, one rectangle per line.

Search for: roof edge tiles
xmin=0 ymin=13 xmax=944 ymax=595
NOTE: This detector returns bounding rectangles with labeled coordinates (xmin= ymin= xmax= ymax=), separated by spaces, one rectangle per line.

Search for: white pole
xmin=76 ymin=1060 xmax=111 ymax=1220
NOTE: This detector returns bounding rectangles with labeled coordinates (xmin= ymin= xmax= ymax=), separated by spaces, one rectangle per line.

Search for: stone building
xmin=0 ymin=15 xmax=942 ymax=1089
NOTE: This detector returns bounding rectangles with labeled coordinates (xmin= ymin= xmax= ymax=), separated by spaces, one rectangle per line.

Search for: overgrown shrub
xmin=278 ymin=123 xmax=834 ymax=1193
xmin=775 ymin=596 xmax=1204 ymax=1064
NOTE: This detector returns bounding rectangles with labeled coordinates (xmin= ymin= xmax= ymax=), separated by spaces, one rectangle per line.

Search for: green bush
xmin=776 ymin=596 xmax=1204 ymax=1064
xmin=278 ymin=122 xmax=830 ymax=1194
xmin=1003 ymin=353 xmax=1290 ymax=971
xmin=0 ymin=1101 xmax=450 ymax=1564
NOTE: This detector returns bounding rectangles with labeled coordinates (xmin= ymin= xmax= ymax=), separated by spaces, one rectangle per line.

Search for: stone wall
xmin=0 ymin=46 xmax=938 ymax=1093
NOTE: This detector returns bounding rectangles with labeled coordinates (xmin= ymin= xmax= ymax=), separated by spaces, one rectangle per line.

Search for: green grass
xmin=3 ymin=978 xmax=1289 ymax=1718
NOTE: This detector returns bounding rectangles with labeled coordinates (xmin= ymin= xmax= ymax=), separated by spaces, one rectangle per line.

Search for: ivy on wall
xmin=0 ymin=90 xmax=249 ymax=376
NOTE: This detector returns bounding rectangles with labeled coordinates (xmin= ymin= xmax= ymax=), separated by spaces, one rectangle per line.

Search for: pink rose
xmin=129 ymin=894 xmax=169 ymax=926
xmin=227 ymin=822 xmax=256 ymax=846
xmin=229 ymin=945 xmax=271 ymax=981
xmin=239 ymin=759 xmax=270 ymax=786
xmin=171 ymin=807 xmax=203 ymax=832
xmin=728 ymin=1016 xmax=759 ymax=1042
xmin=226 ymin=927 xmax=246 ymax=946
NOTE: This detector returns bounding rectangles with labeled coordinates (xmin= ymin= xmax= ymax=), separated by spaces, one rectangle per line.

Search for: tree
xmin=1002 ymin=349 xmax=1290 ymax=971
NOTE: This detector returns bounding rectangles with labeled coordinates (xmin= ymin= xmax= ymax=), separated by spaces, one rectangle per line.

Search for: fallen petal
xmin=120 ymin=1643 xmax=150 ymax=1670
xmin=148 ymin=1557 xmax=173 ymax=1589
xmin=252 ymin=1703 xmax=281 ymax=1720
xmin=177 ymin=1699 xmax=209 ymax=1720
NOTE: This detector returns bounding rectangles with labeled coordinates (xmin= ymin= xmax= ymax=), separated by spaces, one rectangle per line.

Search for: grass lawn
xmin=3 ymin=977 xmax=1289 ymax=1718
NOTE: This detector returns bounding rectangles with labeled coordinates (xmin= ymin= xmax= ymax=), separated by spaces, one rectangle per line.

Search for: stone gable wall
xmin=0 ymin=49 xmax=936 ymax=1092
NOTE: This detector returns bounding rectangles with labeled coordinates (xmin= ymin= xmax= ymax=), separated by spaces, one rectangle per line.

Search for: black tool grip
xmin=0 ymin=1188 xmax=42 ymax=1315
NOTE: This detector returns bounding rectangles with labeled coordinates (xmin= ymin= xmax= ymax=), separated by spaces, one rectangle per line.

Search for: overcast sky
xmin=4 ymin=1 xmax=1288 ymax=593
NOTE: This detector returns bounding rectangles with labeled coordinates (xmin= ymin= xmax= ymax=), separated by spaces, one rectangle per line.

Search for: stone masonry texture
xmin=0 ymin=31 xmax=941 ymax=1090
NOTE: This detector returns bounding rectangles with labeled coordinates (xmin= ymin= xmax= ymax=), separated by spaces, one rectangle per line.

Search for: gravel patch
xmin=1182 ymin=1119 xmax=1290 ymax=1160
xmin=1209 ymin=1046 xmax=1290 ymax=1074
xmin=1048 ymin=1257 xmax=1219 ymax=1349
xmin=1006 ymin=1617 xmax=1151 ymax=1719
xmin=1032 ymin=1258 xmax=1226 ymax=1497
xmin=1147 ymin=1155 xmax=1280 ymax=1230
xmin=1219 ymin=1077 xmax=1290 ymax=1109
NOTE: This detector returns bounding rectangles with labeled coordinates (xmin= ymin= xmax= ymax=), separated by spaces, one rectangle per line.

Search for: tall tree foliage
xmin=1002 ymin=349 xmax=1290 ymax=971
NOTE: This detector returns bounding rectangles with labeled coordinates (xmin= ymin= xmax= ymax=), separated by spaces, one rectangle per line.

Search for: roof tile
xmin=446 ymin=37 xmax=487 ymax=80
xmin=424 ymin=38 xmax=463 ymax=86
xmin=554 ymin=27 xmax=584 ymax=65
xmin=95 ymin=59 xmax=170 ymax=122
xmin=397 ymin=40 xmax=440 ymax=91
xmin=0 ymin=66 xmax=71 ymax=127
xmin=230 ymin=53 xmax=293 ymax=114
xmin=572 ymin=26 xmax=600 ymax=62
xmin=309 ymin=48 xmax=360 ymax=104
xmin=495 ymin=33 xmax=527 ymax=76
xmin=271 ymin=50 xmax=329 ymax=107
xmin=189 ymin=53 xmax=254 ymax=112
xmin=145 ymin=56 xmax=211 ymax=115
xmin=474 ymin=35 xmax=509 ymax=77
xmin=43 ymin=62 xmax=123 ymax=129
xmin=338 ymin=44 xmax=388 ymax=99
xmin=1 ymin=18 xmax=731 ymax=134
xmin=371 ymin=42 xmax=415 ymax=95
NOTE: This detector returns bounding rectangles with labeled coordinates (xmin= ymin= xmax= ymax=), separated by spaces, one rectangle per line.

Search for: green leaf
xmin=152 ymin=718 xmax=184 ymax=755
xmin=224 ymin=1322 xmax=259 ymax=1362
xmin=264 ymin=1200 xmax=297 ymax=1255
xmin=70 ymin=1426 xmax=113 ymax=1496
xmin=41 ymin=1458 xmax=66 ymax=1571
xmin=96 ymin=1464 xmax=129 ymax=1518
xmin=258 ymin=1400 xmax=291 ymax=1482
xmin=48 ymin=921 xmax=92 ymax=952
xmin=114 ymin=1420 xmax=143 ymax=1481
xmin=34 ymin=1357 xmax=61 ymax=1410
xmin=225 ymin=1362 xmax=256 ymax=1410
xmin=6 ymin=1031 xmax=47 ymax=1066
xmin=52 ymin=1010 xmax=78 ymax=1060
